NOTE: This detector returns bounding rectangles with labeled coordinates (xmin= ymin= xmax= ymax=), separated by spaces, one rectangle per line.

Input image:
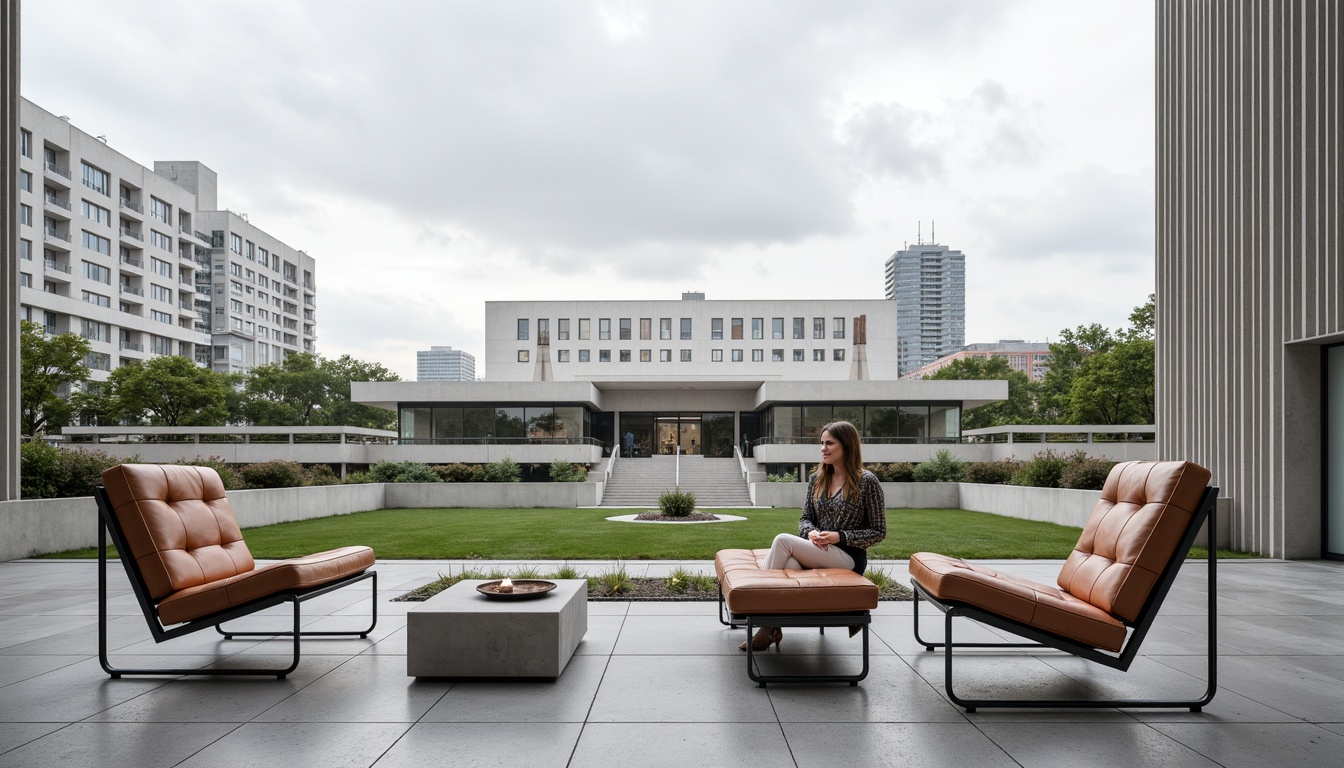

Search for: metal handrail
xmin=120 ymin=197 xmax=143 ymax=213
xmin=44 ymin=194 xmax=71 ymax=210
xmin=46 ymin=161 xmax=71 ymax=179
xmin=395 ymin=436 xmax=604 ymax=446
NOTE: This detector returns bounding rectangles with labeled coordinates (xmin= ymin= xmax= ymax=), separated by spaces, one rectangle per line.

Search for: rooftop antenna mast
xmin=917 ymin=221 xmax=922 ymax=245
xmin=931 ymin=220 xmax=936 ymax=244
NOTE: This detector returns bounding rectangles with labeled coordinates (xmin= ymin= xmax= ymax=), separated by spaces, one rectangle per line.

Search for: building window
xmin=230 ymin=233 xmax=242 ymax=254
xmin=599 ymin=318 xmax=611 ymax=340
xmin=557 ymin=349 xmax=570 ymax=362
xmin=579 ymin=349 xmax=590 ymax=362
xmin=150 ymin=197 xmax=171 ymax=224
xmin=752 ymin=349 xmax=764 ymax=362
xmin=732 ymin=318 xmax=743 ymax=340
xmin=81 ymin=290 xmax=110 ymax=307
xmin=619 ymin=349 xmax=631 ymax=362
xmin=150 ymin=230 xmax=173 ymax=251
xmin=150 ymin=335 xmax=172 ymax=355
xmin=517 ymin=318 xmax=529 ymax=340
xmin=82 ymin=261 xmax=110 ymax=284
xmin=712 ymin=349 xmax=723 ymax=362
xmin=640 ymin=318 xmax=652 ymax=340
xmin=793 ymin=318 xmax=805 ymax=339
xmin=793 ymin=349 xmax=805 ymax=361
xmin=833 ymin=317 xmax=845 ymax=339
xmin=19 ymin=129 xmax=31 ymax=158
xmin=82 ymin=201 xmax=111 ymax=226
xmin=772 ymin=349 xmax=784 ymax=362
xmin=82 ymin=231 xmax=111 ymax=255
xmin=772 ymin=318 xmax=784 ymax=339
xmin=751 ymin=318 xmax=764 ymax=339
xmin=81 ymin=162 xmax=110 ymax=196
xmin=619 ymin=318 xmax=631 ymax=340
xmin=659 ymin=318 xmax=672 ymax=340
xmin=151 ymin=257 xmax=172 ymax=277
xmin=150 ymin=284 xmax=172 ymax=303
xmin=517 ymin=349 xmax=529 ymax=362
xmin=579 ymin=318 xmax=591 ymax=340
xmin=599 ymin=349 xmax=611 ymax=362
xmin=660 ymin=349 xmax=672 ymax=362
xmin=680 ymin=318 xmax=692 ymax=340
xmin=834 ymin=348 xmax=846 ymax=361
xmin=20 ymin=239 xmax=31 ymax=260
xmin=82 ymin=319 xmax=111 ymax=342
xmin=19 ymin=204 xmax=31 ymax=226
xmin=732 ymin=349 xmax=743 ymax=362
xmin=152 ymin=310 xmax=173 ymax=324
xmin=245 ymin=241 xmax=255 ymax=261
xmin=19 ymin=273 xmax=30 ymax=288
xmin=711 ymin=318 xmax=723 ymax=340
xmin=680 ymin=349 xmax=692 ymax=362
xmin=814 ymin=318 xmax=825 ymax=339
xmin=557 ymin=318 xmax=570 ymax=340
xmin=19 ymin=170 xmax=31 ymax=192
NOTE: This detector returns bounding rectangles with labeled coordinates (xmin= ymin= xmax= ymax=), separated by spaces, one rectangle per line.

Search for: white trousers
xmin=762 ymin=533 xmax=855 ymax=571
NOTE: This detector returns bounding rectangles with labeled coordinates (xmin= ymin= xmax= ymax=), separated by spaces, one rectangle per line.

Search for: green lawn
xmin=52 ymin=507 xmax=1251 ymax=561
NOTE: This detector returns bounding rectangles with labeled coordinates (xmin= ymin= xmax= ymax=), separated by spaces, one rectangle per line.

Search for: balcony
xmin=119 ymin=227 xmax=142 ymax=242
xmin=119 ymin=197 xmax=143 ymax=215
xmin=43 ymin=228 xmax=72 ymax=251
xmin=119 ymin=341 xmax=144 ymax=352
xmin=120 ymin=254 xmax=143 ymax=269
xmin=119 ymin=284 xmax=144 ymax=297
xmin=303 ymin=282 xmax=315 ymax=292
xmin=44 ymin=161 xmax=72 ymax=183
xmin=43 ymin=259 xmax=72 ymax=281
xmin=43 ymin=194 xmax=71 ymax=216
xmin=41 ymin=323 xmax=58 ymax=335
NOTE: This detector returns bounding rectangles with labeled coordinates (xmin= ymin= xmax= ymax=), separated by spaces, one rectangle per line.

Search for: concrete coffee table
xmin=406 ymin=579 xmax=587 ymax=679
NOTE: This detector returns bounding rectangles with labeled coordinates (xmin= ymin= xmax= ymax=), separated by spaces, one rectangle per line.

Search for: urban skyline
xmin=18 ymin=2 xmax=1156 ymax=381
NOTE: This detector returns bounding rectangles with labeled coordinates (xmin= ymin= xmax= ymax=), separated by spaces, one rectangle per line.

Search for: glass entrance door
xmin=655 ymin=415 xmax=703 ymax=455
xmin=656 ymin=416 xmax=680 ymax=455
xmin=1327 ymin=345 xmax=1344 ymax=558
xmin=678 ymin=419 xmax=701 ymax=456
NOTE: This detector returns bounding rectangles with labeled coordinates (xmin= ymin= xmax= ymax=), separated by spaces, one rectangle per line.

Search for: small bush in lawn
xmin=963 ymin=459 xmax=1020 ymax=485
xmin=1010 ymin=449 xmax=1069 ymax=488
xmin=238 ymin=460 xmax=308 ymax=489
xmin=1060 ymin=453 xmax=1116 ymax=490
xmin=367 ymin=461 xmax=440 ymax=483
xmin=658 ymin=488 xmax=697 ymax=517
xmin=912 ymin=449 xmax=967 ymax=482
xmin=305 ymin=464 xmax=341 ymax=486
xmin=19 ymin=443 xmax=122 ymax=499
xmin=175 ymin=455 xmax=242 ymax=490
xmin=433 ymin=463 xmax=485 ymax=482
xmin=483 ymin=457 xmax=522 ymax=483
xmin=549 ymin=460 xmax=588 ymax=482
xmin=766 ymin=470 xmax=798 ymax=482
xmin=868 ymin=462 xmax=915 ymax=482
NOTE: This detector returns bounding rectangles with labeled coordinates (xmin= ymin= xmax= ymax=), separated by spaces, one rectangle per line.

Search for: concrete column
xmin=0 ymin=0 xmax=21 ymax=501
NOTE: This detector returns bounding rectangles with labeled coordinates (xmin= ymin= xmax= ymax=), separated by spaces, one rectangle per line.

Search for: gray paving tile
xmin=1153 ymin=654 xmax=1344 ymax=722
xmin=976 ymin=722 xmax=1220 ymax=767
xmin=252 ymin=655 xmax=449 ymax=723
xmin=0 ymin=614 xmax=100 ymax=651
xmin=588 ymin=655 xmax=777 ymax=722
xmin=373 ymin=721 xmax=581 ymax=768
xmin=626 ymin=600 xmax=719 ymax=616
xmin=587 ymin=601 xmax=631 ymax=616
xmin=903 ymin=648 xmax=1105 ymax=706
xmin=420 ymin=654 xmax=606 ymax=722
xmin=571 ymin=722 xmax=794 ymax=767
xmin=870 ymin=613 xmax=1007 ymax=655
xmin=1150 ymin=723 xmax=1344 ymax=768
xmin=767 ymin=656 xmax=964 ymax=722
xmin=0 ymin=658 xmax=169 ymax=722
xmin=174 ymin=722 xmax=410 ymax=768
xmin=0 ymin=721 xmax=236 ymax=768
xmin=1318 ymin=722 xmax=1344 ymax=736
xmin=785 ymin=722 xmax=1020 ymax=768
xmin=0 ymin=723 xmax=65 ymax=755
xmin=0 ymin=654 xmax=85 ymax=687
xmin=612 ymin=614 xmax=750 ymax=656
xmin=573 ymin=615 xmax=623 ymax=656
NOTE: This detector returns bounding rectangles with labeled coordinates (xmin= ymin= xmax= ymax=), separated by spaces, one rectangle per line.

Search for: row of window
xmin=517 ymin=316 xmax=850 ymax=342
xmin=518 ymin=348 xmax=849 ymax=363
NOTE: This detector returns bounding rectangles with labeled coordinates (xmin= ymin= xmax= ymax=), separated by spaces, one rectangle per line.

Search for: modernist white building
xmin=417 ymin=346 xmax=475 ymax=381
xmin=15 ymin=100 xmax=317 ymax=396
xmin=885 ymin=242 xmax=966 ymax=376
xmin=353 ymin=295 xmax=1006 ymax=472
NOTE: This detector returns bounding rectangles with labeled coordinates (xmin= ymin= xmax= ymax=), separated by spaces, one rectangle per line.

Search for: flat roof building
xmin=903 ymin=341 xmax=1053 ymax=381
xmin=885 ymin=242 xmax=966 ymax=376
xmin=417 ymin=346 xmax=476 ymax=382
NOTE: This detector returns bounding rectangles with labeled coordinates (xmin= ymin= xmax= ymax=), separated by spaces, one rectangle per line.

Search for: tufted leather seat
xmin=101 ymin=463 xmax=375 ymax=626
xmin=715 ymin=548 xmax=878 ymax=615
xmin=910 ymin=460 xmax=1212 ymax=652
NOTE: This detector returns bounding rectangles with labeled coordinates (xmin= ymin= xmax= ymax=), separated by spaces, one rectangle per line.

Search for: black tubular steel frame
xmin=718 ymin=585 xmax=872 ymax=686
xmin=96 ymin=486 xmax=378 ymax=679
xmin=910 ymin=485 xmax=1219 ymax=712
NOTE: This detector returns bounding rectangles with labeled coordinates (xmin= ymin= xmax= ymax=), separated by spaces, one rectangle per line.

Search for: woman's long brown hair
xmin=812 ymin=421 xmax=864 ymax=502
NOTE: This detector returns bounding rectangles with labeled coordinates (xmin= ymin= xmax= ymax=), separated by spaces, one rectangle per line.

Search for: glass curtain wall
xmin=756 ymin=403 xmax=961 ymax=443
xmin=1328 ymin=345 xmax=1344 ymax=558
xmin=398 ymin=405 xmax=593 ymax=443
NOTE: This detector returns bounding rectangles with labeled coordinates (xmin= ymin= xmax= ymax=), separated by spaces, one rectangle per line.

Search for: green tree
xmin=19 ymin=320 xmax=91 ymax=436
xmin=926 ymin=356 xmax=1039 ymax=430
xmin=1037 ymin=323 xmax=1116 ymax=423
xmin=1041 ymin=296 xmax=1155 ymax=425
xmin=241 ymin=353 xmax=331 ymax=425
xmin=109 ymin=355 xmax=232 ymax=426
xmin=319 ymin=354 xmax=400 ymax=430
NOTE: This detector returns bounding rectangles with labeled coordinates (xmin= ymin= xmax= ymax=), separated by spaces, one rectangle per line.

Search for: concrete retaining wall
xmin=751 ymin=482 xmax=960 ymax=510
xmin=228 ymin=483 xmax=388 ymax=528
xmin=0 ymin=497 xmax=98 ymax=561
xmin=384 ymin=482 xmax=603 ymax=509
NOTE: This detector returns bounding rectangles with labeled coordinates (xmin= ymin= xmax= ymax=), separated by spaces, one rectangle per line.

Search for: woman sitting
xmin=741 ymin=420 xmax=887 ymax=651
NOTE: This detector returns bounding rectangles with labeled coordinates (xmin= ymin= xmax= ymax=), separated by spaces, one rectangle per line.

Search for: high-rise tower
xmin=884 ymin=240 xmax=966 ymax=377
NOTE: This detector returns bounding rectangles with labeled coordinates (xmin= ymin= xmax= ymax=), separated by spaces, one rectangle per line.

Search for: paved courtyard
xmin=1 ymin=557 xmax=1341 ymax=767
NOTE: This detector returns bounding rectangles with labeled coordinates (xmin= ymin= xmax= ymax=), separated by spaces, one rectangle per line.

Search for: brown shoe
xmin=739 ymin=626 xmax=783 ymax=652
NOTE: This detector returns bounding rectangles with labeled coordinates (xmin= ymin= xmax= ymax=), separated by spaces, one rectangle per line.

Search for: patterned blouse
xmin=799 ymin=470 xmax=887 ymax=565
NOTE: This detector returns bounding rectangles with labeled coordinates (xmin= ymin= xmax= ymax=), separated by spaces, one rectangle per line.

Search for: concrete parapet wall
xmin=0 ymin=497 xmax=97 ymax=561
xmin=384 ymin=482 xmax=603 ymax=509
xmin=227 ymin=483 xmax=387 ymax=528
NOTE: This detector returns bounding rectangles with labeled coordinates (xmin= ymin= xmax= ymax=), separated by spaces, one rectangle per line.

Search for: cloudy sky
xmin=22 ymin=1 xmax=1155 ymax=379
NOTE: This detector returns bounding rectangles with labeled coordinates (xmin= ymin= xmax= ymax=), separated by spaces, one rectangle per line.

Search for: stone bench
xmin=714 ymin=548 xmax=879 ymax=686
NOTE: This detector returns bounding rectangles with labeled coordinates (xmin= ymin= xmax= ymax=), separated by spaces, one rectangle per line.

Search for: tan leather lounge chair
xmin=96 ymin=463 xmax=377 ymax=678
xmin=909 ymin=460 xmax=1218 ymax=711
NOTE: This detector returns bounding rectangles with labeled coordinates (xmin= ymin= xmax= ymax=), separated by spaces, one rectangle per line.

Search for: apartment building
xmin=15 ymin=100 xmax=316 ymax=391
xmin=16 ymin=100 xmax=210 ymax=386
xmin=902 ymin=341 xmax=1053 ymax=381
xmin=884 ymin=242 xmax=966 ymax=376
xmin=417 ymin=346 xmax=476 ymax=381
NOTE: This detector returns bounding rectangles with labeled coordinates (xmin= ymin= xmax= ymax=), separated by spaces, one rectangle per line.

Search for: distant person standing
xmin=624 ymin=430 xmax=635 ymax=456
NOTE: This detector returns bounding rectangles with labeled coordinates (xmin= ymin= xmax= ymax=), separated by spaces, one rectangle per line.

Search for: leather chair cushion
xmin=715 ymin=549 xmax=878 ymax=615
xmin=910 ymin=552 xmax=1128 ymax=652
xmin=1056 ymin=461 xmax=1212 ymax=622
xmin=102 ymin=464 xmax=253 ymax=599
xmin=156 ymin=546 xmax=376 ymax=625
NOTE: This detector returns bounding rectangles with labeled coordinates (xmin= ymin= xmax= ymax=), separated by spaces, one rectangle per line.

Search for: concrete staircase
xmin=600 ymin=456 xmax=753 ymax=508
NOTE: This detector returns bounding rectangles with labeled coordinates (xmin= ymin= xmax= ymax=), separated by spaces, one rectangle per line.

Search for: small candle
xmin=498 ymin=578 xmax=514 ymax=593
